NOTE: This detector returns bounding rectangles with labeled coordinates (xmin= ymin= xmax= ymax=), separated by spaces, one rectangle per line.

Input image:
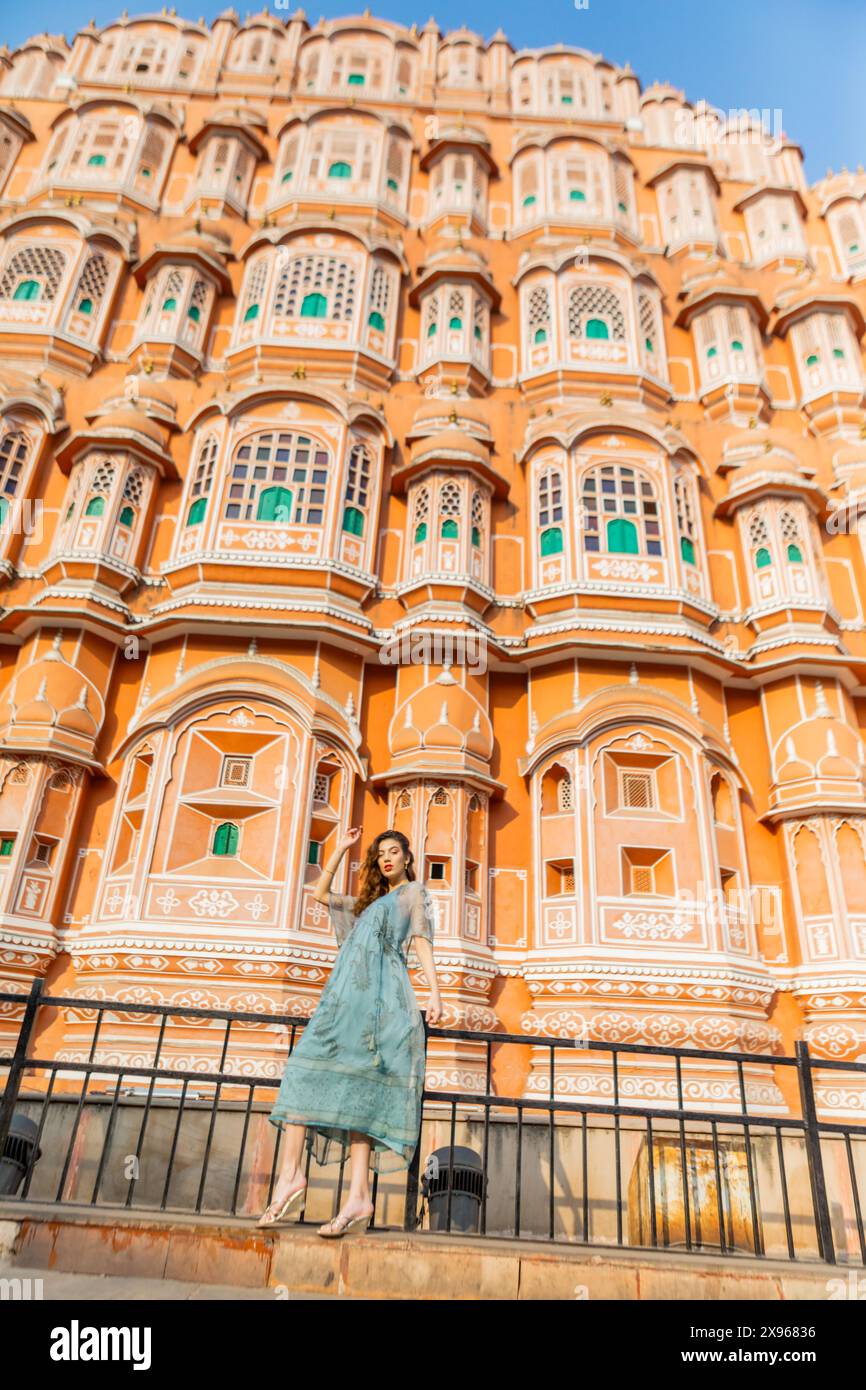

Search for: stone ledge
xmin=0 ymin=1201 xmax=851 ymax=1300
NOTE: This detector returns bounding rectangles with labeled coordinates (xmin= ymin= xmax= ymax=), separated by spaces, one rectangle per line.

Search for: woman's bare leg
xmin=258 ymin=1122 xmax=308 ymax=1223
xmin=317 ymin=1131 xmax=375 ymax=1233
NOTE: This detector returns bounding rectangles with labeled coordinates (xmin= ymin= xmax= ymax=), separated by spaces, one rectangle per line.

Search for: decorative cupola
xmin=771 ymin=279 xmax=866 ymax=436
xmin=378 ymin=666 xmax=498 ymax=792
xmin=675 ymin=260 xmax=771 ymax=423
xmin=733 ymin=184 xmax=809 ymax=270
xmin=645 ymin=156 xmax=720 ymax=256
xmin=418 ymin=121 xmax=496 ymax=236
xmin=394 ymin=400 xmax=503 ymax=611
xmin=44 ymin=380 xmax=178 ymax=598
xmin=715 ymin=442 xmax=831 ymax=636
xmin=187 ymin=106 xmax=268 ymax=218
xmin=815 ymin=169 xmax=866 ymax=278
xmin=131 ymin=222 xmax=233 ymax=378
xmin=0 ymin=105 xmax=34 ymax=197
xmin=408 ymin=238 xmax=500 ymax=394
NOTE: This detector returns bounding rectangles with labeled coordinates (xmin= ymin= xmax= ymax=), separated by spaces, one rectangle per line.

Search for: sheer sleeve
xmin=327 ymin=891 xmax=357 ymax=948
xmin=404 ymin=880 xmax=437 ymax=956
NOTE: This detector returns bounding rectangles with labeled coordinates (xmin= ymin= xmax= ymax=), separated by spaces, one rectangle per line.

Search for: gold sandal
xmin=257 ymin=1182 xmax=306 ymax=1227
xmin=317 ymin=1205 xmax=374 ymax=1239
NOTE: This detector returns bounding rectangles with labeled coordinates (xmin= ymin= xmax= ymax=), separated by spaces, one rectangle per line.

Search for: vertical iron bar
xmin=776 ymin=1127 xmax=795 ymax=1261
xmin=711 ymin=1120 xmax=727 ymax=1256
xmin=613 ymin=1049 xmax=622 ymax=1246
xmin=796 ymin=1040 xmax=836 ymax=1265
xmin=0 ymin=978 xmax=43 ymax=1158
xmin=843 ymin=1131 xmax=865 ymax=1265
xmin=675 ymin=1056 xmax=692 ymax=1251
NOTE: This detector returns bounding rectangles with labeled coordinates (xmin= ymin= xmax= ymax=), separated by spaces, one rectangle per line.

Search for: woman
xmin=258 ymin=826 xmax=442 ymax=1237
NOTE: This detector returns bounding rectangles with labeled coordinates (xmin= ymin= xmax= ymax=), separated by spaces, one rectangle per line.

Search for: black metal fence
xmin=1 ymin=979 xmax=865 ymax=1266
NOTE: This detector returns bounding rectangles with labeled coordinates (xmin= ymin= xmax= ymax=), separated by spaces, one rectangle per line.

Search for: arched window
xmin=212 ymin=821 xmax=239 ymax=855
xmin=186 ymin=433 xmax=217 ymax=527
xmin=749 ymin=511 xmax=772 ymax=568
xmin=257 ymin=485 xmax=293 ymax=521
xmin=226 ymin=430 xmax=330 ymax=525
xmin=85 ymin=495 xmax=105 ymax=517
xmin=412 ymin=487 xmax=430 ymax=544
xmin=528 ymin=285 xmax=551 ymax=347
xmin=568 ymin=286 xmax=626 ymax=341
xmin=538 ymin=467 xmax=563 ymax=555
xmin=342 ymin=442 xmax=371 ymax=538
xmin=439 ymin=481 xmax=461 ymax=537
xmin=581 ymin=465 xmax=661 ymax=556
xmin=0 ymin=245 xmax=67 ymax=303
xmin=328 ymin=160 xmax=351 ymax=178
xmin=273 ymin=254 xmax=357 ymax=322
xmin=674 ymin=472 xmax=699 ymax=568
xmin=0 ymin=430 xmax=29 ymax=522
xmin=301 ymin=291 xmax=327 ymax=317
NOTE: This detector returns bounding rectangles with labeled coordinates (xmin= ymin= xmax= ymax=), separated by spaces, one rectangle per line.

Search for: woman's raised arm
xmin=311 ymin=826 xmax=362 ymax=904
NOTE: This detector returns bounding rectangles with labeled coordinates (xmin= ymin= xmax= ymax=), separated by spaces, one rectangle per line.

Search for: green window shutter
xmin=586 ymin=318 xmax=609 ymax=340
xmin=569 ymin=188 xmax=586 ymax=201
xmin=607 ymin=517 xmax=638 ymax=554
xmin=414 ymin=521 xmax=427 ymax=542
xmin=386 ymin=176 xmax=398 ymax=191
xmin=243 ymin=302 xmax=259 ymax=322
xmin=368 ymin=310 xmax=385 ymax=330
xmin=427 ymin=321 xmax=438 ymax=337
xmin=13 ymin=280 xmax=40 ymax=302
xmin=342 ymin=506 xmax=364 ymax=536
xmin=85 ymin=495 xmax=105 ymax=517
xmin=471 ymin=525 xmax=481 ymax=547
xmin=347 ymin=72 xmax=365 ymax=85
xmin=161 ymin=297 xmax=177 ymax=311
xmin=617 ymin=200 xmax=627 ymax=213
xmin=540 ymin=526 xmax=563 ymax=556
xmin=186 ymin=496 xmax=208 ymax=526
xmin=474 ymin=324 xmax=482 ymax=340
xmin=307 ymin=841 xmax=320 ymax=865
xmin=534 ymin=327 xmax=547 ymax=344
xmin=87 ymin=153 xmax=107 ymax=166
xmin=118 ymin=505 xmax=135 ymax=527
xmin=441 ymin=518 xmax=458 ymax=538
xmin=187 ymin=304 xmax=201 ymax=322
xmin=281 ymin=169 xmax=293 ymax=183
xmin=730 ymin=339 xmax=743 ymax=351
xmin=786 ymin=543 xmax=803 ymax=562
xmin=213 ymin=822 xmax=239 ymax=856
xmin=328 ymin=160 xmax=352 ymax=177
xmin=522 ymin=194 xmax=537 ymax=207
xmin=0 ymin=836 xmax=14 ymax=856
xmin=645 ymin=337 xmax=654 ymax=352
xmin=755 ymin=547 xmax=772 ymax=569
xmin=706 ymin=346 xmax=718 ymax=358
xmin=257 ymin=486 xmax=293 ymax=522
xmin=78 ymin=297 xmax=93 ymax=315
xmin=448 ymin=316 xmax=462 ymax=330
xmin=833 ymin=348 xmax=845 ymax=359
xmin=0 ymin=498 xmax=8 ymax=524
xmin=680 ymin=536 xmax=696 ymax=565
xmin=300 ymin=292 xmax=327 ymax=318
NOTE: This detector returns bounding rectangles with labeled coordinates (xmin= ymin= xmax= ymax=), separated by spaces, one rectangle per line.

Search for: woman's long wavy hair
xmin=353 ymin=829 xmax=416 ymax=917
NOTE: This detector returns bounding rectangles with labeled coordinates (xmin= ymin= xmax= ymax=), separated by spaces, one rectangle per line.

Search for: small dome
xmin=409 ymin=429 xmax=489 ymax=467
xmin=390 ymin=678 xmax=493 ymax=760
xmin=93 ymin=405 xmax=167 ymax=448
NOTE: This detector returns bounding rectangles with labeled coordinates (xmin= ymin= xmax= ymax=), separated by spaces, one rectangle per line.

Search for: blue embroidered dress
xmin=269 ymin=878 xmax=437 ymax=1173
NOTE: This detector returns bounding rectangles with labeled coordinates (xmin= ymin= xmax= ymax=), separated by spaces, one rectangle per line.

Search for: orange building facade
xmin=0 ymin=9 xmax=865 ymax=1121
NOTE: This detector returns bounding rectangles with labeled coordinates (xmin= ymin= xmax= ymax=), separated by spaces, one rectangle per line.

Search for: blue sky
xmin=6 ymin=0 xmax=864 ymax=183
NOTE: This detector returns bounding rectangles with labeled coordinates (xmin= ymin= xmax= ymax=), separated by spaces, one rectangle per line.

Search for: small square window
xmin=221 ymin=757 xmax=251 ymax=788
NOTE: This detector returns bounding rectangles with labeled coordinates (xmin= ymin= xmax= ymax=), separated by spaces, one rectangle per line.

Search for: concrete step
xmin=0 ymin=1200 xmax=851 ymax=1300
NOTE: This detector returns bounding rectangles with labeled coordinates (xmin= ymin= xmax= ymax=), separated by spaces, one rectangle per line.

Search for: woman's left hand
xmin=426 ymin=992 xmax=443 ymax=1025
